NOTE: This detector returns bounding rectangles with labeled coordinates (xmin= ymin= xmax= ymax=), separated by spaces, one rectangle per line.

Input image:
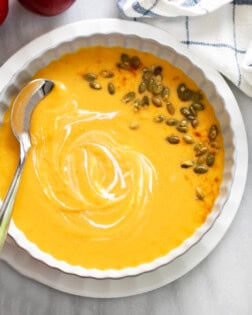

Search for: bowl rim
xmin=0 ymin=19 xmax=248 ymax=279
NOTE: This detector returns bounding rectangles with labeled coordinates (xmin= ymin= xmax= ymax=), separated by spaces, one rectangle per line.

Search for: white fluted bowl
xmin=0 ymin=19 xmax=246 ymax=279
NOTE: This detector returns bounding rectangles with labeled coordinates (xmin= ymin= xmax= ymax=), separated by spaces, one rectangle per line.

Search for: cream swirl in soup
xmin=31 ymin=84 xmax=156 ymax=239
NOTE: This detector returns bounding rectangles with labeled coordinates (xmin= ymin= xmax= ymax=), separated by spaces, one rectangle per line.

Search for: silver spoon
xmin=0 ymin=79 xmax=54 ymax=251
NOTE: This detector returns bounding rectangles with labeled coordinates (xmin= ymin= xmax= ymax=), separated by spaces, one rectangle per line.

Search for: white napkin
xmin=117 ymin=0 xmax=252 ymax=97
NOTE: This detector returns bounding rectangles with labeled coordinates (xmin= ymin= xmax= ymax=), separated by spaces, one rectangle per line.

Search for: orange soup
xmin=0 ymin=47 xmax=224 ymax=269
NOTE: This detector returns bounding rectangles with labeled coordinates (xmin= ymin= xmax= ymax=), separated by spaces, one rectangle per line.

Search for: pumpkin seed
xmin=147 ymin=78 xmax=155 ymax=93
xmin=187 ymin=115 xmax=195 ymax=121
xmin=134 ymin=99 xmax=141 ymax=105
xmin=153 ymin=114 xmax=165 ymax=123
xmin=194 ymin=142 xmax=206 ymax=155
xmin=208 ymin=125 xmax=218 ymax=141
xmin=100 ymin=70 xmax=114 ymax=78
xmin=210 ymin=141 xmax=221 ymax=149
xmin=196 ymin=155 xmax=206 ymax=165
xmin=161 ymin=87 xmax=170 ymax=101
xmin=194 ymin=165 xmax=208 ymax=174
xmin=191 ymin=92 xmax=203 ymax=103
xmin=179 ymin=119 xmax=188 ymax=127
xmin=133 ymin=99 xmax=141 ymax=112
xmin=206 ymin=152 xmax=215 ymax=167
xmin=194 ymin=142 xmax=202 ymax=152
xmin=130 ymin=56 xmax=141 ymax=69
xmin=191 ymin=118 xmax=199 ymax=128
xmin=193 ymin=142 xmax=203 ymax=152
xmin=166 ymin=135 xmax=180 ymax=144
xmin=152 ymin=82 xmax=163 ymax=95
xmin=153 ymin=65 xmax=162 ymax=76
xmin=196 ymin=187 xmax=205 ymax=200
xmin=84 ymin=73 xmax=97 ymax=82
xmin=142 ymin=70 xmax=153 ymax=81
xmin=189 ymin=105 xmax=197 ymax=116
xmin=166 ymin=102 xmax=175 ymax=115
xmin=138 ymin=81 xmax=147 ymax=94
xmin=181 ymin=160 xmax=194 ymax=168
xmin=89 ymin=81 xmax=102 ymax=90
xmin=155 ymin=74 xmax=163 ymax=82
xmin=152 ymin=96 xmax=162 ymax=107
xmin=183 ymin=134 xmax=194 ymax=144
xmin=195 ymin=145 xmax=208 ymax=156
xmin=107 ymin=82 xmax=115 ymax=95
xmin=141 ymin=95 xmax=150 ymax=106
xmin=129 ymin=121 xmax=139 ymax=130
xmin=133 ymin=99 xmax=142 ymax=113
xmin=176 ymin=125 xmax=188 ymax=133
xmin=192 ymin=102 xmax=205 ymax=111
xmin=121 ymin=53 xmax=130 ymax=63
xmin=176 ymin=120 xmax=188 ymax=132
xmin=177 ymin=83 xmax=193 ymax=101
xmin=180 ymin=107 xmax=191 ymax=117
xmin=166 ymin=118 xmax=179 ymax=126
xmin=122 ymin=92 xmax=136 ymax=103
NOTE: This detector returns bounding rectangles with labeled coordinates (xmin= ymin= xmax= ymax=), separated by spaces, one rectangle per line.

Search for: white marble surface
xmin=0 ymin=0 xmax=252 ymax=314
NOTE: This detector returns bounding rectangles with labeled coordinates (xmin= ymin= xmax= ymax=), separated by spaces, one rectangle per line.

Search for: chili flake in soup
xmin=0 ymin=47 xmax=224 ymax=270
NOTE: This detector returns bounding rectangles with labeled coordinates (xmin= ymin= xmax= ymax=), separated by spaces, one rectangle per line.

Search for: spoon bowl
xmin=0 ymin=79 xmax=54 ymax=251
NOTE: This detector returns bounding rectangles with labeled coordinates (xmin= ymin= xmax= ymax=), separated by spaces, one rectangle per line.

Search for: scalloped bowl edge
xmin=0 ymin=22 xmax=236 ymax=279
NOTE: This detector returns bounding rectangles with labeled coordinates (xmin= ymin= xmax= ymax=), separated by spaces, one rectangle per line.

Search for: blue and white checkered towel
xmin=117 ymin=0 xmax=252 ymax=97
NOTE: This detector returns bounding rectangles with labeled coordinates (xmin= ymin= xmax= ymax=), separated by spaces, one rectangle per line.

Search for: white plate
xmin=0 ymin=19 xmax=248 ymax=295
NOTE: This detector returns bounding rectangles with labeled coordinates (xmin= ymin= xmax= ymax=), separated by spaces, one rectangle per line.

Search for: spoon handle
xmin=0 ymin=156 xmax=26 ymax=251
